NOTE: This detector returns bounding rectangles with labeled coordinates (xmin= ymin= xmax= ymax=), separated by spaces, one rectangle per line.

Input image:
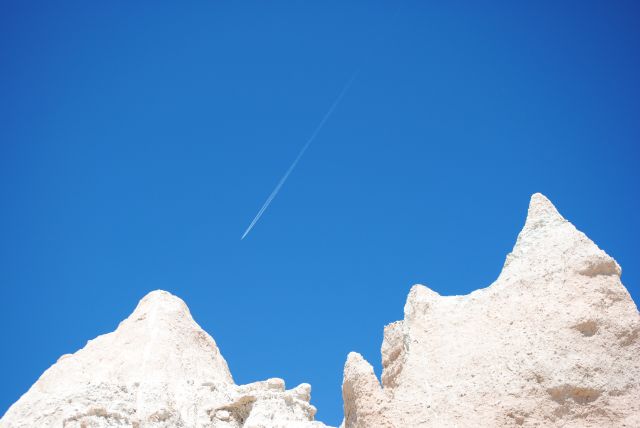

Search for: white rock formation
xmin=2 ymin=193 xmax=639 ymax=427
xmin=0 ymin=290 xmax=330 ymax=428
xmin=342 ymin=193 xmax=640 ymax=427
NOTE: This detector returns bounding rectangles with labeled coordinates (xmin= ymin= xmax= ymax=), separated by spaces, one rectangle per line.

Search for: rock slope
xmin=2 ymin=193 xmax=638 ymax=427
xmin=0 ymin=291 xmax=329 ymax=428
xmin=342 ymin=193 xmax=640 ymax=427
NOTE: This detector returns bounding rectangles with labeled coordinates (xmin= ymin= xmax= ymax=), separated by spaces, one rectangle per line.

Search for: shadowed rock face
xmin=342 ymin=193 xmax=640 ymax=427
xmin=0 ymin=291 xmax=329 ymax=428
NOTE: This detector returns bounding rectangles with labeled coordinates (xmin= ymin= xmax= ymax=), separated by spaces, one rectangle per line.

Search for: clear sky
xmin=1 ymin=1 xmax=639 ymax=425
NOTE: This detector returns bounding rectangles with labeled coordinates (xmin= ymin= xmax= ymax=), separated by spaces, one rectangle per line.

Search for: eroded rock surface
xmin=343 ymin=193 xmax=639 ymax=427
xmin=2 ymin=193 xmax=638 ymax=427
xmin=1 ymin=291 xmax=329 ymax=428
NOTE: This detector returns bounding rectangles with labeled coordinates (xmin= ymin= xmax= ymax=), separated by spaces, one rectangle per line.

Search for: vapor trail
xmin=241 ymin=70 xmax=359 ymax=240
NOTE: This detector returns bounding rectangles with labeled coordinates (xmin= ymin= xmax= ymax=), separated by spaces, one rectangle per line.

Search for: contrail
xmin=241 ymin=70 xmax=359 ymax=240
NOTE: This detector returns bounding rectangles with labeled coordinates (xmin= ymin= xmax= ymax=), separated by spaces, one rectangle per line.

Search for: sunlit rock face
xmin=0 ymin=290 xmax=329 ymax=428
xmin=342 ymin=194 xmax=640 ymax=428
xmin=2 ymin=193 xmax=638 ymax=428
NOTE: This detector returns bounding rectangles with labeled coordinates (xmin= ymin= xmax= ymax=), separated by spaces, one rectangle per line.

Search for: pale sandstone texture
xmin=2 ymin=193 xmax=639 ymax=428
xmin=343 ymin=193 xmax=639 ymax=427
xmin=0 ymin=291 xmax=330 ymax=428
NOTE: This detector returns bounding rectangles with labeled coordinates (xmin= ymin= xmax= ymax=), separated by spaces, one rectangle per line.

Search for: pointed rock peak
xmin=404 ymin=285 xmax=441 ymax=323
xmin=111 ymin=290 xmax=234 ymax=384
xmin=343 ymin=352 xmax=394 ymax=428
xmin=123 ymin=290 xmax=199 ymax=330
xmin=502 ymin=193 xmax=621 ymax=279
xmin=343 ymin=353 xmax=382 ymax=391
xmin=523 ymin=192 xmax=566 ymax=231
xmin=345 ymin=352 xmax=369 ymax=370
xmin=343 ymin=352 xmax=380 ymax=403
xmin=141 ymin=289 xmax=183 ymax=303
xmin=407 ymin=284 xmax=440 ymax=301
xmin=529 ymin=192 xmax=555 ymax=209
xmin=134 ymin=290 xmax=190 ymax=315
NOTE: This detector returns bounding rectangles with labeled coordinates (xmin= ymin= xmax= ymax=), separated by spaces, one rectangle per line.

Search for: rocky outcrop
xmin=0 ymin=291 xmax=329 ymax=428
xmin=2 ymin=193 xmax=638 ymax=427
xmin=342 ymin=193 xmax=640 ymax=427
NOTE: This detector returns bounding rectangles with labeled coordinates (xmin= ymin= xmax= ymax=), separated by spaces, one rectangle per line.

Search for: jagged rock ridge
xmin=0 ymin=291 xmax=330 ymax=428
xmin=342 ymin=193 xmax=640 ymax=427
xmin=1 ymin=193 xmax=638 ymax=427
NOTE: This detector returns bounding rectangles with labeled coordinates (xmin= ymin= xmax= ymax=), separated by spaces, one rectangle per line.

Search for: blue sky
xmin=1 ymin=1 xmax=639 ymax=425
